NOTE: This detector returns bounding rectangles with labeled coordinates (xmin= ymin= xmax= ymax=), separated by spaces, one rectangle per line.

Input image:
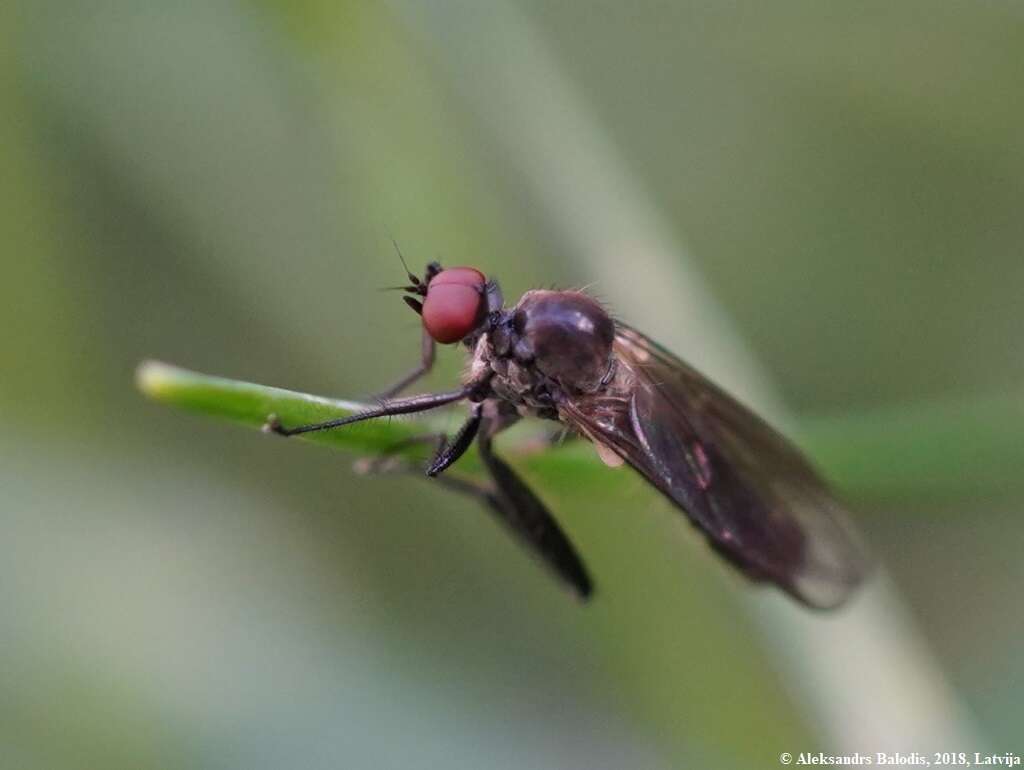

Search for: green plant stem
xmin=137 ymin=359 xmax=1023 ymax=506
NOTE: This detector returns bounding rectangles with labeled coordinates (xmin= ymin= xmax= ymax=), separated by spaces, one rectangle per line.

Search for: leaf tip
xmin=135 ymin=359 xmax=180 ymax=401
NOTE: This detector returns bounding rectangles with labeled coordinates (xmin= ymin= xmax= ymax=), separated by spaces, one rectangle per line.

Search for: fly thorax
xmin=512 ymin=290 xmax=615 ymax=394
xmin=469 ymin=325 xmax=560 ymax=416
xmin=487 ymin=350 xmax=562 ymax=410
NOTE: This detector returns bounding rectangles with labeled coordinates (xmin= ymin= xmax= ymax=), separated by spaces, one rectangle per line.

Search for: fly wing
xmin=559 ymin=324 xmax=870 ymax=608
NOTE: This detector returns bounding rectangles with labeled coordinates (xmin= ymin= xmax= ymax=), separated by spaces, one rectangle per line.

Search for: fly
xmin=265 ymin=261 xmax=870 ymax=609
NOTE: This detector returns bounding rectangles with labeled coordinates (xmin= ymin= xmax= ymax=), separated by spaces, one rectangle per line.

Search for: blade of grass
xmin=136 ymin=360 xmax=432 ymax=458
xmin=137 ymin=359 xmax=1024 ymax=506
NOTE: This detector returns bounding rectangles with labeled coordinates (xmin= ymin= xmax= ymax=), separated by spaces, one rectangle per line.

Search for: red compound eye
xmin=422 ymin=267 xmax=487 ymax=343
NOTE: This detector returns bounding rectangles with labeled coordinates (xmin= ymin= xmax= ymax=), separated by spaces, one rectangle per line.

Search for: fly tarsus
xmin=263 ymin=386 xmax=474 ymax=438
xmin=426 ymin=406 xmax=482 ymax=477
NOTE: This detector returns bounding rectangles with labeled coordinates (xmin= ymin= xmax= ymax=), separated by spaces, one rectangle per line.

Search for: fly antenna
xmin=388 ymin=233 xmax=419 ymax=285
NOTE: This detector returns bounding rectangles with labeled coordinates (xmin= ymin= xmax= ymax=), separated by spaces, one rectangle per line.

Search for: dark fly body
xmin=267 ymin=262 xmax=870 ymax=608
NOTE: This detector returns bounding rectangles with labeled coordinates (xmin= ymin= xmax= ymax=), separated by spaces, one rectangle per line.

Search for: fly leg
xmin=372 ymin=254 xmax=444 ymax=399
xmin=263 ymin=382 xmax=479 ymax=437
xmin=473 ymin=420 xmax=593 ymax=599
xmin=372 ymin=327 xmax=436 ymax=400
xmin=350 ymin=403 xmax=593 ymax=600
xmin=351 ymin=404 xmax=481 ymax=477
xmin=352 ymin=433 xmax=449 ymax=476
xmin=515 ymin=426 xmax=581 ymax=455
xmin=353 ymin=453 xmax=519 ymax=552
xmin=426 ymin=405 xmax=481 ymax=476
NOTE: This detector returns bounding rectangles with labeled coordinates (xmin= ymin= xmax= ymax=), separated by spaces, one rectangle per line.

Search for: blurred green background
xmin=4 ymin=2 xmax=1023 ymax=767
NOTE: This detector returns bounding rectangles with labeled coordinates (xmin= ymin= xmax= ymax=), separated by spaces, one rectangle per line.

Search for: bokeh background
xmin=4 ymin=2 xmax=1023 ymax=767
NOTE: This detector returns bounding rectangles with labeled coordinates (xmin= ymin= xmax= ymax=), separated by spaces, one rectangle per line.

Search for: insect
xmin=265 ymin=260 xmax=870 ymax=608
